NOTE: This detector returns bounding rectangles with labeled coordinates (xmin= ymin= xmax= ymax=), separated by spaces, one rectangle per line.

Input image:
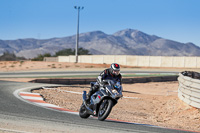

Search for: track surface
xmin=0 ymin=80 xmax=195 ymax=133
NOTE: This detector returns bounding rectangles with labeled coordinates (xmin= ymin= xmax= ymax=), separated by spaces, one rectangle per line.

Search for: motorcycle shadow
xmin=122 ymin=90 xmax=140 ymax=94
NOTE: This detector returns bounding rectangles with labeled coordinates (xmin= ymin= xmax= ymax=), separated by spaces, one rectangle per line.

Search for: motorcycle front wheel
xmin=79 ymin=103 xmax=90 ymax=119
xmin=98 ymin=99 xmax=113 ymax=121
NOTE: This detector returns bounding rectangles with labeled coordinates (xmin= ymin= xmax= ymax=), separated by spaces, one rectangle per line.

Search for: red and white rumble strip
xmin=19 ymin=92 xmax=78 ymax=114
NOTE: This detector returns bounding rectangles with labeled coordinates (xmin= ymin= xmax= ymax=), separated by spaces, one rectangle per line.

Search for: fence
xmin=44 ymin=55 xmax=200 ymax=68
xmin=178 ymin=71 xmax=200 ymax=108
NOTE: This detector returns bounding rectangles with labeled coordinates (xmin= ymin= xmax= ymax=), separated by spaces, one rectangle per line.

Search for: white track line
xmin=20 ymin=96 xmax=43 ymax=100
xmin=0 ymin=127 xmax=32 ymax=133
xmin=43 ymin=88 xmax=140 ymax=99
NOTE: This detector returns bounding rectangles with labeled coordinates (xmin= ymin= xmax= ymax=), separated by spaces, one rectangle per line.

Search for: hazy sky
xmin=0 ymin=0 xmax=200 ymax=46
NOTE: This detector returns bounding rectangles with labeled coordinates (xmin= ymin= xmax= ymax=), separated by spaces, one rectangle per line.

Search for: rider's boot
xmin=86 ymin=89 xmax=93 ymax=104
xmin=86 ymin=85 xmax=99 ymax=104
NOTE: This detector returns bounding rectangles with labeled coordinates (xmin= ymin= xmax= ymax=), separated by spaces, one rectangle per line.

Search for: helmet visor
xmin=113 ymin=70 xmax=120 ymax=75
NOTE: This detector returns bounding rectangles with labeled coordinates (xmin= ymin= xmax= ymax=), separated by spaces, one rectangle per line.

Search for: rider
xmin=86 ymin=63 xmax=122 ymax=102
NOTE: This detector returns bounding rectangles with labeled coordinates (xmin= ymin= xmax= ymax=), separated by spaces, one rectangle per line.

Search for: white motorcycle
xmin=79 ymin=80 xmax=123 ymax=121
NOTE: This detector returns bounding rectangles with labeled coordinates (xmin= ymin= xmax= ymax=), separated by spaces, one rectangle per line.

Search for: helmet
xmin=110 ymin=63 xmax=120 ymax=76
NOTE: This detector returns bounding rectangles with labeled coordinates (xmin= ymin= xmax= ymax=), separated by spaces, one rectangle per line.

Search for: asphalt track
xmin=0 ymin=77 xmax=198 ymax=133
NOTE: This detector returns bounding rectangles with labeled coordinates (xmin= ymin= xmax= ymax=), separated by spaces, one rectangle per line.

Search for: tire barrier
xmin=30 ymin=76 xmax=178 ymax=85
xmin=178 ymin=71 xmax=200 ymax=108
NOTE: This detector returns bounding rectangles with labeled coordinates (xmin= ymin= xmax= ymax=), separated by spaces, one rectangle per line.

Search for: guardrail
xmin=178 ymin=71 xmax=200 ymax=108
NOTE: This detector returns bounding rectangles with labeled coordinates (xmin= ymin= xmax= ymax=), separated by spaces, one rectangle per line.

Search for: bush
xmin=31 ymin=48 xmax=91 ymax=61
xmin=32 ymin=53 xmax=51 ymax=61
xmin=0 ymin=51 xmax=26 ymax=61
xmin=55 ymin=48 xmax=91 ymax=56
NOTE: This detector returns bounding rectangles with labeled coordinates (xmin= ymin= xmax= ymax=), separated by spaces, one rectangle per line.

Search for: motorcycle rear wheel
xmin=79 ymin=103 xmax=90 ymax=119
xmin=98 ymin=99 xmax=113 ymax=121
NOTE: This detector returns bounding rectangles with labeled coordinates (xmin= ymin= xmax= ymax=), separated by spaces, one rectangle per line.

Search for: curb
xmin=19 ymin=92 xmax=78 ymax=114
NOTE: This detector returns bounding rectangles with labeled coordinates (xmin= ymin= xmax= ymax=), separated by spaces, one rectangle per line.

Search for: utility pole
xmin=74 ymin=6 xmax=84 ymax=63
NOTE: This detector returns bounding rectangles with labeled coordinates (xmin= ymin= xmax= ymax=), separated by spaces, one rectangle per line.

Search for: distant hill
xmin=0 ymin=29 xmax=200 ymax=59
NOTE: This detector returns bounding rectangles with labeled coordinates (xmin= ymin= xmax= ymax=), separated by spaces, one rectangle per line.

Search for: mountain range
xmin=0 ymin=29 xmax=200 ymax=59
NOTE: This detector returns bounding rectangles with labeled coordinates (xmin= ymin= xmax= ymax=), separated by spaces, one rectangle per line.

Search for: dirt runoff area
xmin=33 ymin=81 xmax=200 ymax=132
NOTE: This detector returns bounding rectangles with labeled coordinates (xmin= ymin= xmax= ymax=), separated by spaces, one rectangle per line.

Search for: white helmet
xmin=110 ymin=63 xmax=120 ymax=76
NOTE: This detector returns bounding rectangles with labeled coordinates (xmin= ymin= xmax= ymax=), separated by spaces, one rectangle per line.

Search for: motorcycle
xmin=79 ymin=79 xmax=123 ymax=121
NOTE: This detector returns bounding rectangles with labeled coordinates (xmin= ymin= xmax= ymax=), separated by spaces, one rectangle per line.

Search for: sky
xmin=0 ymin=0 xmax=200 ymax=47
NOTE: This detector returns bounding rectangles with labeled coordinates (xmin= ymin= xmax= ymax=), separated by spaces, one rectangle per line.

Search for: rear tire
xmin=79 ymin=103 xmax=90 ymax=119
xmin=98 ymin=99 xmax=113 ymax=121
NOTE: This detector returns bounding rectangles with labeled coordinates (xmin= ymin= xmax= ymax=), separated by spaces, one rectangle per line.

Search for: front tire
xmin=79 ymin=103 xmax=90 ymax=119
xmin=98 ymin=99 xmax=113 ymax=121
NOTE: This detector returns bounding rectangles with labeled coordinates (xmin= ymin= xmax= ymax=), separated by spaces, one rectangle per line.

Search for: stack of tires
xmin=178 ymin=71 xmax=200 ymax=108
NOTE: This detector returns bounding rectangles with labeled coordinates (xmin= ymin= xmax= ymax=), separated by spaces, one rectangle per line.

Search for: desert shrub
xmin=31 ymin=48 xmax=91 ymax=61
xmin=32 ymin=53 xmax=51 ymax=61
xmin=0 ymin=51 xmax=26 ymax=61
